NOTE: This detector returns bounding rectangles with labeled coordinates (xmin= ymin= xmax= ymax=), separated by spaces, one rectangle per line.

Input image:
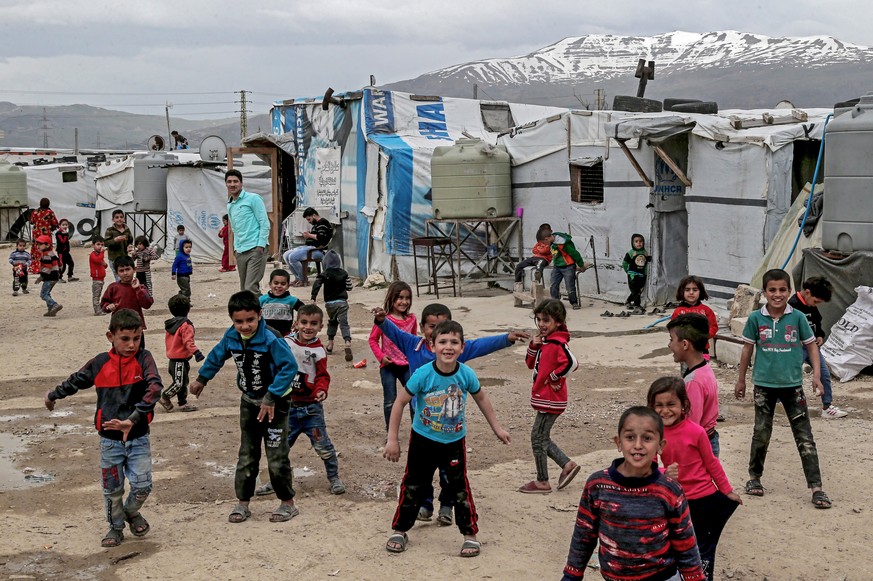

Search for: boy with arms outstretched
xmin=189 ymin=291 xmax=301 ymax=523
xmin=44 ymin=309 xmax=163 ymax=547
xmin=373 ymin=302 xmax=528 ymax=524
xmin=384 ymin=320 xmax=511 ymax=557
xmin=735 ymin=268 xmax=832 ymax=508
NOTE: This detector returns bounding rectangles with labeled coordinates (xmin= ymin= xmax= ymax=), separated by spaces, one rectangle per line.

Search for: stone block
xmin=730 ymin=317 xmax=748 ymax=337
xmin=729 ymin=284 xmax=761 ymax=320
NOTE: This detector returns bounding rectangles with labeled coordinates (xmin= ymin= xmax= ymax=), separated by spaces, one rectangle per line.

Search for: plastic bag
xmin=820 ymin=285 xmax=873 ymax=382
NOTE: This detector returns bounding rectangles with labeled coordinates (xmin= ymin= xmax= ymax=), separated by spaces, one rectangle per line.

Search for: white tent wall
xmin=23 ymin=163 xmax=98 ymax=242
xmin=166 ymin=166 xmax=272 ymax=263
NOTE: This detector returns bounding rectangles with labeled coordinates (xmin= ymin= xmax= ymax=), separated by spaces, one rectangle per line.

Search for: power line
xmin=0 ymin=89 xmax=236 ymax=96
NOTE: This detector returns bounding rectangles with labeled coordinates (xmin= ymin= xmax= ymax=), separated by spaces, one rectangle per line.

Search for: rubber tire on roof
xmin=669 ymin=101 xmax=719 ymax=114
xmin=612 ymin=95 xmax=663 ymax=113
xmin=664 ymin=98 xmax=701 ymax=112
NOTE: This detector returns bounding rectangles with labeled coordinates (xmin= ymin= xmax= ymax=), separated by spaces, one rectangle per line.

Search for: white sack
xmin=821 ymin=285 xmax=873 ymax=382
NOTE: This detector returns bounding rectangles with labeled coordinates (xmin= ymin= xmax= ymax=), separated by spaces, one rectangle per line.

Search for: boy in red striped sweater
xmin=519 ymin=298 xmax=580 ymax=494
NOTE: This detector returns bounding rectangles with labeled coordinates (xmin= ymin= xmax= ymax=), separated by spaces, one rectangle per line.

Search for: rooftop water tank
xmin=822 ymin=92 xmax=873 ymax=253
xmin=0 ymin=161 xmax=27 ymax=207
xmin=431 ymin=138 xmax=511 ymax=219
xmin=133 ymin=152 xmax=174 ymax=212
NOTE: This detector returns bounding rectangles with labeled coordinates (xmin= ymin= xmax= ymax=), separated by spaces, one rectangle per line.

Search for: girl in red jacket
xmin=519 ymin=298 xmax=580 ymax=494
xmin=671 ymin=275 xmax=719 ymax=352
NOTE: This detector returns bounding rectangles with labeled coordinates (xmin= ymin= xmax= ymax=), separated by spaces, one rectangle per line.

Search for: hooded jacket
xmin=550 ymin=232 xmax=585 ymax=268
xmin=622 ymin=233 xmax=650 ymax=278
xmin=526 ymin=325 xmax=578 ymax=413
xmin=46 ymin=348 xmax=163 ymax=441
xmin=171 ymin=240 xmax=193 ymax=276
xmin=311 ymin=250 xmax=352 ymax=302
xmin=196 ymin=317 xmax=298 ymax=405
xmin=165 ymin=316 xmax=204 ymax=361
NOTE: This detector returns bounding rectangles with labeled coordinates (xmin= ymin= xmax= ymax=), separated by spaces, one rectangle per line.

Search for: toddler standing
xmin=369 ymin=281 xmax=416 ymax=431
xmin=133 ymin=235 xmax=159 ymax=296
xmin=171 ymin=240 xmax=193 ymax=298
xmin=161 ymin=294 xmax=204 ymax=412
xmin=90 ymin=237 xmax=108 ymax=315
xmin=55 ymin=218 xmax=79 ymax=282
xmin=218 ymin=214 xmax=235 ymax=272
xmin=519 ymin=298 xmax=580 ymax=494
xmin=9 ymin=238 xmax=30 ymax=296
xmin=622 ymin=233 xmax=650 ymax=311
xmin=311 ymin=250 xmax=354 ymax=361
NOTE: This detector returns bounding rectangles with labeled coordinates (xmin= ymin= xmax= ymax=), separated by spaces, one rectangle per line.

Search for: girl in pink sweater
xmin=369 ymin=282 xmax=417 ymax=431
xmin=648 ymin=377 xmax=741 ymax=581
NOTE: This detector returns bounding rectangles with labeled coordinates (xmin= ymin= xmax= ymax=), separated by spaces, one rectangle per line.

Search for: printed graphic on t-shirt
xmin=633 ymin=254 xmax=647 ymax=268
xmin=757 ymin=324 xmax=797 ymax=353
xmin=419 ymin=384 xmax=465 ymax=435
xmin=262 ymin=302 xmax=294 ymax=322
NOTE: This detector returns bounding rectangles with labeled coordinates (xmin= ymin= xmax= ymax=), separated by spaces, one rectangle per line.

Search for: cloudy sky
xmin=0 ymin=0 xmax=868 ymax=120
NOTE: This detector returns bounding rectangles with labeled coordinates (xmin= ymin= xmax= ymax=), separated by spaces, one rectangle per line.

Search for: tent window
xmin=61 ymin=171 xmax=77 ymax=183
xmin=570 ymin=162 xmax=604 ymax=204
xmin=480 ymin=103 xmax=515 ymax=133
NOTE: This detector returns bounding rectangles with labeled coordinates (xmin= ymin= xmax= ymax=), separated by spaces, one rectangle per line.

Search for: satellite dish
xmin=321 ymin=87 xmax=347 ymax=111
xmin=147 ymin=135 xmax=165 ymax=151
xmin=199 ymin=135 xmax=227 ymax=162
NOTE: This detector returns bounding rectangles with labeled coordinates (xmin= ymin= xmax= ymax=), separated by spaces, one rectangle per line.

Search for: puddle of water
xmin=0 ymin=433 xmax=54 ymax=490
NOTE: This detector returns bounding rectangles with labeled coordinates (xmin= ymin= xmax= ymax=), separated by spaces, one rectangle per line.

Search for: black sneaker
xmin=68 ymin=276 xmax=80 ymax=282
xmin=46 ymin=304 xmax=63 ymax=317
xmin=22 ymin=288 xmax=29 ymax=294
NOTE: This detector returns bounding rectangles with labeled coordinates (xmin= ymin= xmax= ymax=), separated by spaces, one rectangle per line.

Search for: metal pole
xmin=590 ymin=235 xmax=601 ymax=294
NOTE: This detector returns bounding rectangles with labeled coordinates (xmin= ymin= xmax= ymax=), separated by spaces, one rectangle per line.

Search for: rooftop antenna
xmin=635 ymin=59 xmax=655 ymax=98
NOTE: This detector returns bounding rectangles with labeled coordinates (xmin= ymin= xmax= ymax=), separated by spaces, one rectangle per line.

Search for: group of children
xmin=34 ymin=216 xmax=846 ymax=577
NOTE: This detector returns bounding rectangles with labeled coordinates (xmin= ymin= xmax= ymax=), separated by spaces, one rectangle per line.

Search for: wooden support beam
xmin=615 ymin=139 xmax=653 ymax=187
xmin=652 ymin=145 xmax=692 ymax=187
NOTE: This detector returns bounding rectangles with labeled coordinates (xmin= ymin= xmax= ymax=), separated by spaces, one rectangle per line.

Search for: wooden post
xmin=615 ymin=139 xmax=654 ymax=187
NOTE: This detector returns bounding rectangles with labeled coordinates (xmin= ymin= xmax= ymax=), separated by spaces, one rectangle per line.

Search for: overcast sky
xmin=0 ymin=0 xmax=869 ymax=120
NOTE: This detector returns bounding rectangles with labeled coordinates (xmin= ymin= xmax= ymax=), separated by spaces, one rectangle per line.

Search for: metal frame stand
xmin=127 ymin=211 xmax=168 ymax=253
xmin=411 ymin=236 xmax=457 ymax=298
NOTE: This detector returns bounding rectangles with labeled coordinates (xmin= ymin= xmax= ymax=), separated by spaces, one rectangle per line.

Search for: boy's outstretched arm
xmin=372 ymin=308 xmax=421 ymax=355
xmin=459 ymin=330 xmax=530 ymax=363
xmin=190 ymin=337 xmax=233 ymax=397
xmin=44 ymin=358 xmax=100 ymax=410
xmin=470 ymin=389 xmax=510 ymax=444
xmin=384 ymin=389 xmax=414 ymax=462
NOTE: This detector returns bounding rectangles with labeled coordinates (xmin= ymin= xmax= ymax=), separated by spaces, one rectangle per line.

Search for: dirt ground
xmin=1 ymin=246 xmax=872 ymax=580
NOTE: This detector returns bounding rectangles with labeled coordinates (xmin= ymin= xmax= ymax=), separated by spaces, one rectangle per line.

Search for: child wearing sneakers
xmin=514 ymin=224 xmax=554 ymax=291
xmin=161 ymin=294 xmax=205 ymax=412
xmin=36 ymin=235 xmax=63 ymax=316
xmin=735 ymin=268 xmax=832 ymax=509
xmin=518 ymin=299 xmax=580 ymax=494
xmin=311 ymin=250 xmax=354 ymax=361
xmin=9 ymin=239 xmax=30 ymax=296
xmin=549 ymin=230 xmax=590 ymax=310
xmin=55 ymin=218 xmax=79 ymax=282
xmin=788 ymin=276 xmax=847 ymax=419
xmin=260 ymin=269 xmax=304 ymax=337
xmin=171 ymin=240 xmax=193 ymax=298
xmin=256 ymin=304 xmax=346 ymax=497
xmin=90 ymin=237 xmax=108 ymax=315
xmin=133 ymin=235 xmax=159 ymax=296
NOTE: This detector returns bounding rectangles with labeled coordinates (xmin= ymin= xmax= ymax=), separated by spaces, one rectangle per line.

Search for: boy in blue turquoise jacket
xmin=189 ymin=291 xmax=301 ymax=523
xmin=372 ymin=302 xmax=528 ymax=524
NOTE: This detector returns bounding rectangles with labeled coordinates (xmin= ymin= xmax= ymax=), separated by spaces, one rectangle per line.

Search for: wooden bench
xmin=299 ymin=247 xmax=326 ymax=285
xmin=513 ymin=281 xmax=547 ymax=309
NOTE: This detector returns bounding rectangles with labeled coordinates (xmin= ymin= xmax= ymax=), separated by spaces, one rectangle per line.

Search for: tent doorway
xmin=650 ymin=132 xmax=690 ymax=305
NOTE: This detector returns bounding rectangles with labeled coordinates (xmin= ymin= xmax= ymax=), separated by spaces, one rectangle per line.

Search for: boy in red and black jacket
xmin=519 ymin=298 xmax=581 ymax=494
xmin=161 ymin=294 xmax=205 ymax=412
xmin=44 ymin=309 xmax=163 ymax=548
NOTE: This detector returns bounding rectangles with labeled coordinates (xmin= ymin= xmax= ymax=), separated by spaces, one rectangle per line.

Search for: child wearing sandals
xmin=189 ymin=291 xmax=300 ymax=523
xmin=369 ymin=281 xmax=416 ymax=431
xmin=648 ymin=377 xmax=741 ymax=581
xmin=44 ymin=309 xmax=163 ymax=547
xmin=160 ymin=294 xmax=205 ymax=412
xmin=735 ymin=268 xmax=832 ymax=509
xmin=562 ymin=406 xmax=704 ymax=580
xmin=518 ymin=299 xmax=581 ymax=494
xmin=383 ymin=320 xmax=511 ymax=558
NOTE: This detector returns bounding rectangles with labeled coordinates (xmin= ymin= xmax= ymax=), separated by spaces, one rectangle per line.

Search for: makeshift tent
xmin=22 ymin=162 xmax=98 ymax=242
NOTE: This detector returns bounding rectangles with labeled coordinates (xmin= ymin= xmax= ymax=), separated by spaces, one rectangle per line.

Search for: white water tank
xmin=823 ymin=92 xmax=873 ymax=253
xmin=133 ymin=152 xmax=174 ymax=212
xmin=431 ymin=138 xmax=512 ymax=219
xmin=0 ymin=161 xmax=27 ymax=207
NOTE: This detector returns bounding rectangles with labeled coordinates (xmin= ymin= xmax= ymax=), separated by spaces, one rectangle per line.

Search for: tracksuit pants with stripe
xmin=391 ymin=429 xmax=477 ymax=536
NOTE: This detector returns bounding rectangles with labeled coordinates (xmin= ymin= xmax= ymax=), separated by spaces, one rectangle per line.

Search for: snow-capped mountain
xmin=384 ymin=31 xmax=873 ymax=109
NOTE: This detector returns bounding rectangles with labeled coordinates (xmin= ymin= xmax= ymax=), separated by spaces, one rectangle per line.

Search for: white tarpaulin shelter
xmin=499 ymin=108 xmax=829 ymax=305
xmin=22 ymin=162 xmax=98 ymax=242
xmin=166 ymin=164 xmax=273 ymax=262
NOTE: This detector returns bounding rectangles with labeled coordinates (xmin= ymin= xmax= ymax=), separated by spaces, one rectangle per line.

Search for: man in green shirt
xmin=226 ymin=169 xmax=270 ymax=295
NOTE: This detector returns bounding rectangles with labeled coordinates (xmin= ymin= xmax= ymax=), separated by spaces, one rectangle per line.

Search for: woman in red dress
xmin=29 ymin=198 xmax=59 ymax=274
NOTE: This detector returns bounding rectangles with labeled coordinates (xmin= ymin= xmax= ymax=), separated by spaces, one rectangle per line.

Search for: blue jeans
xmin=803 ymin=345 xmax=833 ymax=407
xmin=288 ymin=402 xmax=340 ymax=482
xmin=709 ymin=430 xmax=720 ymax=458
xmin=100 ymin=434 xmax=152 ymax=530
xmin=40 ymin=280 xmax=58 ymax=309
xmin=380 ymin=364 xmax=411 ymax=431
xmin=550 ymin=265 xmax=578 ymax=306
xmin=283 ymin=246 xmax=323 ymax=281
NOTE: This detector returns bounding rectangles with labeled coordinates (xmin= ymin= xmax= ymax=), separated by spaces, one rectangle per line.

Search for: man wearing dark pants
xmin=226 ymin=169 xmax=270 ymax=295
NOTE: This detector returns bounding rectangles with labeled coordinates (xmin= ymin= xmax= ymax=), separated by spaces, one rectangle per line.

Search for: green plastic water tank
xmin=0 ymin=161 xmax=28 ymax=207
xmin=431 ymin=138 xmax=511 ymax=219
xmin=823 ymin=92 xmax=873 ymax=252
